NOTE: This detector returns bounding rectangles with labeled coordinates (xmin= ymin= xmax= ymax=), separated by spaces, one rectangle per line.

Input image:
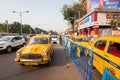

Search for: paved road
xmin=0 ymin=44 xmax=81 ymax=80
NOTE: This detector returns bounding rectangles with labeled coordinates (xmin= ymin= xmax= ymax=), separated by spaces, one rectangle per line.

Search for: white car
xmin=0 ymin=36 xmax=25 ymax=53
xmin=51 ymin=35 xmax=58 ymax=44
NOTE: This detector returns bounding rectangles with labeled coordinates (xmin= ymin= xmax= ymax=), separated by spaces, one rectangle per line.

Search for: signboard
xmin=87 ymin=0 xmax=120 ymax=13
xmin=104 ymin=0 xmax=120 ymax=8
xmin=78 ymin=14 xmax=93 ymax=27
xmin=112 ymin=30 xmax=120 ymax=36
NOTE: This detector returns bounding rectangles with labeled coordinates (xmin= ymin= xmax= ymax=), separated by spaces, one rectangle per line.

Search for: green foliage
xmin=22 ymin=24 xmax=31 ymax=33
xmin=9 ymin=22 xmax=21 ymax=34
xmin=48 ymin=30 xmax=58 ymax=35
xmin=61 ymin=2 xmax=87 ymax=33
xmin=34 ymin=27 xmax=48 ymax=34
xmin=0 ymin=23 xmax=6 ymax=32
xmin=61 ymin=2 xmax=86 ymax=21
xmin=109 ymin=14 xmax=120 ymax=30
xmin=0 ymin=21 xmax=48 ymax=34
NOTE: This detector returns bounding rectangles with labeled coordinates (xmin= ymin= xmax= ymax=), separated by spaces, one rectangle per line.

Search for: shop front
xmin=77 ymin=8 xmax=120 ymax=38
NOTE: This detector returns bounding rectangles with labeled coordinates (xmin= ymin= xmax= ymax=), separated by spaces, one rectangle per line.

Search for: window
xmin=94 ymin=40 xmax=106 ymax=51
xmin=0 ymin=36 xmax=12 ymax=42
xmin=76 ymin=38 xmax=88 ymax=42
xmin=107 ymin=41 xmax=120 ymax=58
xmin=29 ymin=38 xmax=48 ymax=44
xmin=18 ymin=37 xmax=22 ymax=40
xmin=72 ymin=37 xmax=75 ymax=41
xmin=14 ymin=37 xmax=19 ymax=40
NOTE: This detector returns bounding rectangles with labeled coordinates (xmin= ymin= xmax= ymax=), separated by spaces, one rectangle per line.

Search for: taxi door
xmin=103 ymin=41 xmax=120 ymax=79
xmin=92 ymin=40 xmax=107 ymax=74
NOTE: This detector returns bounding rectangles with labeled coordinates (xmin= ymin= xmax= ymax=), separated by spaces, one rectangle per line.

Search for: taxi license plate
xmin=24 ymin=62 xmax=38 ymax=65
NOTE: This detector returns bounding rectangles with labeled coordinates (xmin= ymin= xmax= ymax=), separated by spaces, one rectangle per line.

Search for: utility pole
xmin=12 ymin=11 xmax=29 ymax=35
xmin=30 ymin=27 xmax=31 ymax=34
xmin=79 ymin=11 xmax=80 ymax=19
xmin=6 ymin=20 xmax=9 ymax=34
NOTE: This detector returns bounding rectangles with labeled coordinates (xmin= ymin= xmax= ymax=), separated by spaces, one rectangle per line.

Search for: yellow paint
xmin=70 ymin=36 xmax=120 ymax=79
xmin=77 ymin=47 xmax=81 ymax=57
xmin=15 ymin=35 xmax=53 ymax=65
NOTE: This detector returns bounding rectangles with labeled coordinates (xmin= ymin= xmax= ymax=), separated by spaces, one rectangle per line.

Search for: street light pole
xmin=12 ymin=11 xmax=29 ymax=35
xmin=6 ymin=20 xmax=9 ymax=34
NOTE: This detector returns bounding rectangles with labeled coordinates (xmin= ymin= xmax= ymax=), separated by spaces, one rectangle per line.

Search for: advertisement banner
xmin=87 ymin=0 xmax=120 ymax=13
xmin=104 ymin=0 xmax=120 ymax=8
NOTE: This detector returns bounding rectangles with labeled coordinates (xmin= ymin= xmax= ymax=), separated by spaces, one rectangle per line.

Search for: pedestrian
xmin=59 ymin=35 xmax=62 ymax=45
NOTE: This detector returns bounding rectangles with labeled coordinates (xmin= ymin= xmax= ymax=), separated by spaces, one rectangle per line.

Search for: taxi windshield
xmin=29 ymin=38 xmax=48 ymax=44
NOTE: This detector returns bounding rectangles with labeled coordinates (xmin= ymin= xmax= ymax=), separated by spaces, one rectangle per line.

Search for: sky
xmin=0 ymin=0 xmax=79 ymax=32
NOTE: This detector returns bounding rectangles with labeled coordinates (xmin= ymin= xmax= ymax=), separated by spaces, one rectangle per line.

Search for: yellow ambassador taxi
xmin=70 ymin=36 xmax=88 ymax=44
xmin=15 ymin=35 xmax=53 ymax=66
xmin=86 ymin=36 xmax=120 ymax=79
xmin=69 ymin=36 xmax=89 ymax=57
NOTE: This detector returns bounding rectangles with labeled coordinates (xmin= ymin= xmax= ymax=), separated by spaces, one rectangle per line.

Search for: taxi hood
xmin=19 ymin=44 xmax=50 ymax=54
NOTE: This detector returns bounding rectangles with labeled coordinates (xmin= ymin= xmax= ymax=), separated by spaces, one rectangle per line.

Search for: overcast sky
xmin=0 ymin=0 xmax=79 ymax=32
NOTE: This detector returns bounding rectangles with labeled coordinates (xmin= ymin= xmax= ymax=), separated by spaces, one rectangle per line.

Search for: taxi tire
xmin=20 ymin=64 xmax=25 ymax=66
xmin=46 ymin=58 xmax=52 ymax=66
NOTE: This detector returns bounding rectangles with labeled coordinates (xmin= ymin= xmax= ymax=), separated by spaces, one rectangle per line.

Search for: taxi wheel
xmin=46 ymin=58 xmax=52 ymax=66
xmin=20 ymin=64 xmax=25 ymax=66
xmin=6 ymin=46 xmax=12 ymax=53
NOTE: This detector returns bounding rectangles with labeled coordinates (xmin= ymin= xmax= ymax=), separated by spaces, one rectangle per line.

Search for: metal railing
xmin=62 ymin=37 xmax=118 ymax=80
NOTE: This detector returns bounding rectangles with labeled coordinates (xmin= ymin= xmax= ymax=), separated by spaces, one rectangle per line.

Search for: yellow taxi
xmin=70 ymin=36 xmax=90 ymax=49
xmin=70 ymin=36 xmax=88 ymax=44
xmin=69 ymin=36 xmax=89 ymax=57
xmin=87 ymin=36 xmax=120 ymax=79
xmin=15 ymin=34 xmax=53 ymax=66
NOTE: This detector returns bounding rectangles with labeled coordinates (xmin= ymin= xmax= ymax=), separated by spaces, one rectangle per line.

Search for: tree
xmin=22 ymin=24 xmax=31 ymax=34
xmin=0 ymin=21 xmax=48 ymax=34
xmin=0 ymin=23 xmax=6 ymax=32
xmin=48 ymin=30 xmax=58 ymax=35
xmin=9 ymin=22 xmax=21 ymax=34
xmin=61 ymin=2 xmax=86 ymax=33
xmin=109 ymin=14 xmax=120 ymax=30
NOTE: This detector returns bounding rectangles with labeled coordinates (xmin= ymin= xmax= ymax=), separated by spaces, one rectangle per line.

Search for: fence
xmin=102 ymin=67 xmax=117 ymax=80
xmin=62 ymin=37 xmax=118 ymax=80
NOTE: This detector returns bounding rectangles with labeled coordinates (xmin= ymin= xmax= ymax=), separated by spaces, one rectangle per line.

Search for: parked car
xmin=86 ymin=36 xmax=120 ymax=79
xmin=15 ymin=35 xmax=53 ymax=66
xmin=70 ymin=36 xmax=88 ymax=42
xmin=0 ymin=36 xmax=25 ymax=53
xmin=70 ymin=36 xmax=89 ymax=46
xmin=68 ymin=36 xmax=89 ymax=57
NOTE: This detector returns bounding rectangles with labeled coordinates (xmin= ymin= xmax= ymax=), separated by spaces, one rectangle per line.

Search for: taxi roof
xmin=98 ymin=36 xmax=120 ymax=42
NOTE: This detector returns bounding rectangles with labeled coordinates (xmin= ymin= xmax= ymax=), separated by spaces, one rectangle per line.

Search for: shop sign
xmin=112 ymin=30 xmax=120 ymax=36
xmin=106 ymin=13 xmax=119 ymax=19
xmin=78 ymin=14 xmax=92 ymax=27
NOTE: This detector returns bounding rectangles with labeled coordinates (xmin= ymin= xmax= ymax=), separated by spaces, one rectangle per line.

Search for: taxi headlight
xmin=16 ymin=52 xmax=21 ymax=56
xmin=41 ymin=51 xmax=47 ymax=56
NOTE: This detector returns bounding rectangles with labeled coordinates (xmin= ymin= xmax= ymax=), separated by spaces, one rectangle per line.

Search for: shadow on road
xmin=51 ymin=44 xmax=71 ymax=67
